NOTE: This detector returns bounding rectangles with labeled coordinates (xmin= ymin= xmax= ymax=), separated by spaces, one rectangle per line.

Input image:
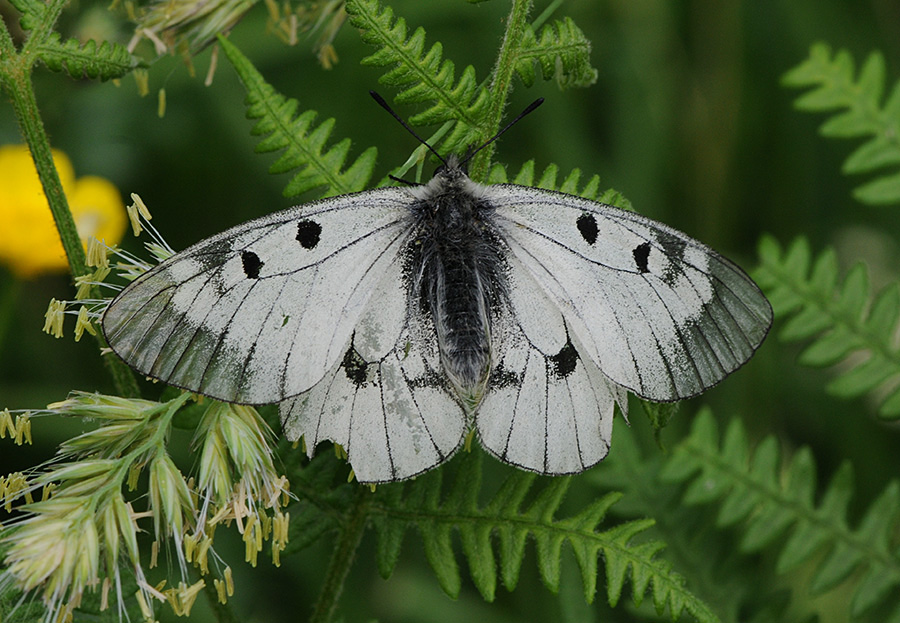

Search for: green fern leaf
xmin=589 ymin=420 xmax=793 ymax=623
xmin=497 ymin=160 xmax=631 ymax=209
xmin=282 ymin=451 xmax=355 ymax=555
xmin=345 ymin=0 xmax=491 ymax=155
xmin=369 ymin=451 xmax=719 ymax=622
xmin=661 ymin=409 xmax=900 ymax=618
xmin=35 ymin=34 xmax=142 ymax=81
xmin=514 ymin=17 xmax=598 ymax=89
xmin=217 ymin=35 xmax=377 ymax=198
xmin=7 ymin=0 xmax=50 ymax=31
xmin=783 ymin=43 xmax=900 ymax=204
xmin=754 ymin=234 xmax=900 ymax=417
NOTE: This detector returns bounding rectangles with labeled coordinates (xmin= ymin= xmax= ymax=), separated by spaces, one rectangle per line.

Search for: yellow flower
xmin=0 ymin=145 xmax=127 ymax=278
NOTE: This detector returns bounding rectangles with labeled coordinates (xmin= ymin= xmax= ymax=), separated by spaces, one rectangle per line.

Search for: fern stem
xmin=310 ymin=487 xmax=370 ymax=623
xmin=0 ymin=15 xmax=17 ymax=62
xmin=470 ymin=0 xmax=534 ymax=181
xmin=18 ymin=0 xmax=67 ymax=59
xmin=3 ymin=60 xmax=85 ymax=278
xmin=0 ymin=12 xmax=141 ymax=398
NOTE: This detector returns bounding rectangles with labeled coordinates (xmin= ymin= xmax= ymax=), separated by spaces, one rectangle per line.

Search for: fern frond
xmin=344 ymin=0 xmax=491 ymax=155
xmin=368 ymin=452 xmax=720 ymax=622
xmin=753 ymin=234 xmax=900 ymax=418
xmin=488 ymin=160 xmax=633 ymax=211
xmin=35 ymin=34 xmax=142 ymax=81
xmin=589 ymin=422 xmax=777 ymax=623
xmin=6 ymin=0 xmax=53 ymax=32
xmin=783 ymin=43 xmax=900 ymax=205
xmin=514 ymin=17 xmax=597 ymax=89
xmin=216 ymin=35 xmax=377 ymax=198
xmin=660 ymin=409 xmax=900 ymax=619
xmin=282 ymin=451 xmax=353 ymax=555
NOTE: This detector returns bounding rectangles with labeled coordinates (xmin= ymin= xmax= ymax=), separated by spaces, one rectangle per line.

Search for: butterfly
xmin=102 ymin=95 xmax=772 ymax=484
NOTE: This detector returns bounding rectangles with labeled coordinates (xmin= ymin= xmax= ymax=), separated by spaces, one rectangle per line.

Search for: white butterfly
xmin=103 ymin=102 xmax=771 ymax=484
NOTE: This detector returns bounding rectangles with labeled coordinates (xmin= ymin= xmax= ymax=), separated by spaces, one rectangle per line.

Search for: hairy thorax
xmin=407 ymin=162 xmax=506 ymax=410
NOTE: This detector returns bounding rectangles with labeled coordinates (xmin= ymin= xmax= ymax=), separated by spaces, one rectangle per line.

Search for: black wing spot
xmin=240 ymin=250 xmax=263 ymax=279
xmin=489 ymin=362 xmax=521 ymax=389
xmin=549 ymin=342 xmax=578 ymax=379
xmin=576 ymin=213 xmax=598 ymax=245
xmin=654 ymin=232 xmax=687 ymax=285
xmin=633 ymin=242 xmax=651 ymax=273
xmin=296 ymin=220 xmax=322 ymax=249
xmin=342 ymin=348 xmax=368 ymax=387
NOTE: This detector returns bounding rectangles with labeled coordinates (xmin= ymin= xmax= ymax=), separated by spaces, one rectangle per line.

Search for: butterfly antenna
xmin=460 ymin=98 xmax=544 ymax=168
xmin=370 ymin=91 xmax=446 ymax=165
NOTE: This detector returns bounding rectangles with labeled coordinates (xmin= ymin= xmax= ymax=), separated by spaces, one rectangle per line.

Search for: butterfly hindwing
xmin=102 ymin=188 xmax=414 ymax=404
xmin=476 ymin=262 xmax=627 ymax=475
xmin=489 ymin=184 xmax=772 ymax=402
xmin=280 ymin=286 xmax=467 ymax=483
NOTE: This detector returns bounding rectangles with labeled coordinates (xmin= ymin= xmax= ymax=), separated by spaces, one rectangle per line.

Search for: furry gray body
xmin=406 ymin=159 xmax=506 ymax=407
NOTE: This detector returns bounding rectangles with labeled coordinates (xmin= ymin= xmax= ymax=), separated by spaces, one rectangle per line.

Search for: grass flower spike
xmin=0 ymin=392 xmax=289 ymax=620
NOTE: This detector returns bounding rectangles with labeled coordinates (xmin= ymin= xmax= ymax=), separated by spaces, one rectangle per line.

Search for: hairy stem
xmin=4 ymin=60 xmax=86 ymax=277
xmin=310 ymin=487 xmax=370 ymax=623
xmin=469 ymin=0 xmax=533 ymax=181
xmin=0 ymin=13 xmax=140 ymax=397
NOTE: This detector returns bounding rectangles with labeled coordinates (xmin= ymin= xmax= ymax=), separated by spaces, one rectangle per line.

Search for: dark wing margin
xmin=488 ymin=184 xmax=772 ymax=401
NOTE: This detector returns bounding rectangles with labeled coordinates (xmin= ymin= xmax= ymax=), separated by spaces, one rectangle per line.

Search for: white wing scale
xmin=478 ymin=300 xmax=627 ymax=475
xmin=487 ymin=184 xmax=771 ymax=402
xmin=103 ymin=189 xmax=413 ymax=404
xmin=280 ymin=263 xmax=467 ymax=482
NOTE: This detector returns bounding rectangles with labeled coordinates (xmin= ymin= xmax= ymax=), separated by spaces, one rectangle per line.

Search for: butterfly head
xmin=410 ymin=155 xmax=486 ymax=204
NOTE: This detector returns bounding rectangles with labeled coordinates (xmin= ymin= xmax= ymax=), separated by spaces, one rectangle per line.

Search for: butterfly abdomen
xmin=409 ymin=163 xmax=507 ymax=409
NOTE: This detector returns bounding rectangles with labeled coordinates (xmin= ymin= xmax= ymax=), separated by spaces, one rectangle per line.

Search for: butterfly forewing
xmin=489 ymin=184 xmax=772 ymax=401
xmin=103 ymin=188 xmax=414 ymax=404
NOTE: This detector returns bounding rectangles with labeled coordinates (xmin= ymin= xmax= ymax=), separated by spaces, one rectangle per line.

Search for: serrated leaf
xmin=780 ymin=305 xmax=831 ymax=341
xmin=826 ymin=354 xmax=895 ymax=397
xmin=666 ymin=415 xmax=900 ymax=618
xmin=345 ymin=0 xmax=490 ymax=155
xmin=784 ymin=44 xmax=900 ymax=206
xmin=217 ymin=35 xmax=376 ymax=198
xmin=514 ymin=18 xmax=597 ymax=89
xmin=36 ymin=35 xmax=142 ymax=81
xmin=756 ymin=236 xmax=900 ymax=414
xmin=798 ymin=327 xmax=861 ymax=366
xmin=844 ymin=136 xmax=900 ymax=174
xmin=365 ymin=452 xmax=716 ymax=621
xmin=854 ymin=171 xmax=900 ymax=204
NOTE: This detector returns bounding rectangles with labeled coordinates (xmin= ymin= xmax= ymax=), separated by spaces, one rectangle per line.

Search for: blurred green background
xmin=2 ymin=0 xmax=900 ymax=621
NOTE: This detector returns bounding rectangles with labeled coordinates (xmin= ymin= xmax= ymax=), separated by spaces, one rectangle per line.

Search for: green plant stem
xmin=0 ymin=14 xmax=18 ymax=61
xmin=0 ymin=13 xmax=140 ymax=398
xmin=469 ymin=0 xmax=533 ymax=181
xmin=1 ymin=25 xmax=86 ymax=277
xmin=310 ymin=488 xmax=370 ymax=623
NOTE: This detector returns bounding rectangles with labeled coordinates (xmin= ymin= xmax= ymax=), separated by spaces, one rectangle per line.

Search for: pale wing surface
xmin=280 ymin=278 xmax=467 ymax=483
xmin=478 ymin=283 xmax=627 ymax=475
xmin=489 ymin=185 xmax=772 ymax=401
xmin=103 ymin=188 xmax=414 ymax=404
